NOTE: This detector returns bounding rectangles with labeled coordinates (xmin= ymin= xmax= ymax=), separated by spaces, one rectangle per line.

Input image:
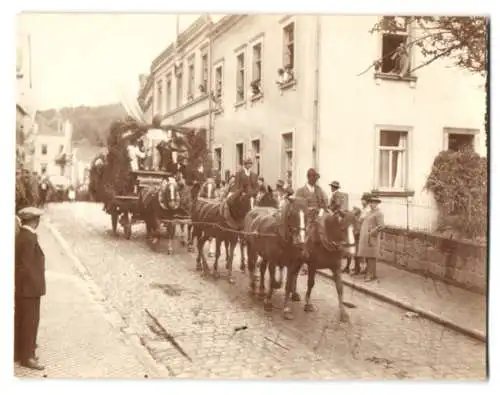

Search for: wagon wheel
xmin=111 ymin=211 xmax=119 ymax=236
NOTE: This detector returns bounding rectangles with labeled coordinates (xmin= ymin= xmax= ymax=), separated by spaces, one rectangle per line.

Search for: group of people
xmin=205 ymin=161 xmax=385 ymax=282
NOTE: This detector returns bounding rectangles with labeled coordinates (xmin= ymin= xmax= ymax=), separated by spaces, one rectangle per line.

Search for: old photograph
xmin=14 ymin=13 xmax=488 ymax=380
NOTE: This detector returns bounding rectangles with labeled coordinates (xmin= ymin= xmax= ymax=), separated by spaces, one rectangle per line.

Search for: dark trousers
xmin=14 ymin=297 xmax=41 ymax=362
xmin=345 ymin=233 xmax=363 ymax=272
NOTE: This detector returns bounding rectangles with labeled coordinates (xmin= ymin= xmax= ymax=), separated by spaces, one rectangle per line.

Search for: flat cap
xmin=18 ymin=207 xmax=44 ymax=221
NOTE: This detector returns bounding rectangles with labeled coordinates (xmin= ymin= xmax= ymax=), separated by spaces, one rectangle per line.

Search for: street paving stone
xmin=38 ymin=202 xmax=487 ymax=380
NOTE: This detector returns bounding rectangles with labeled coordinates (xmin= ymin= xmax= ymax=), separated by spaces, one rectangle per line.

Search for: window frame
xmin=281 ymin=130 xmax=295 ymax=188
xmin=251 ymin=138 xmax=261 ymax=175
xmin=156 ymin=79 xmax=164 ymax=115
xmin=166 ymin=73 xmax=173 ymax=112
xmin=373 ymin=125 xmax=412 ymax=193
xmin=187 ymin=54 xmax=196 ymax=101
xmin=213 ymin=59 xmax=224 ymax=100
xmin=443 ymin=127 xmax=479 ymax=152
xmin=234 ymin=46 xmax=247 ymax=104
xmin=282 ymin=20 xmax=296 ymax=71
xmin=176 ymin=62 xmax=184 ymax=108
xmin=250 ymin=34 xmax=264 ymax=91
xmin=235 ymin=141 xmax=245 ymax=168
xmin=200 ymin=51 xmax=209 ymax=93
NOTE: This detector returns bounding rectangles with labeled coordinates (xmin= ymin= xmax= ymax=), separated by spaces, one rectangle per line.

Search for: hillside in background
xmin=38 ymin=103 xmax=128 ymax=147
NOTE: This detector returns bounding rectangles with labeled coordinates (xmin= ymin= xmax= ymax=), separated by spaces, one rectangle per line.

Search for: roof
xmin=35 ymin=114 xmax=64 ymax=137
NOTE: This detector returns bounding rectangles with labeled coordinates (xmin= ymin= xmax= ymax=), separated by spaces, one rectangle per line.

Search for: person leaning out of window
xmin=357 ymin=195 xmax=385 ymax=282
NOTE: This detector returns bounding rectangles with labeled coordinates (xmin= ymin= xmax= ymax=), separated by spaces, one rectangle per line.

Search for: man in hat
xmin=344 ymin=192 xmax=371 ymax=275
xmin=328 ymin=181 xmax=348 ymax=212
xmin=294 ymin=168 xmax=329 ymax=219
xmin=234 ymin=158 xmax=259 ymax=196
xmin=15 ymin=207 xmax=46 ymax=370
xmin=357 ymin=195 xmax=385 ymax=282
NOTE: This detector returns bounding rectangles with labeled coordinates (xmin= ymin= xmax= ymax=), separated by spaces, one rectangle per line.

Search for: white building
xmin=139 ymin=15 xmax=487 ymax=231
xmin=32 ymin=114 xmax=73 ymax=180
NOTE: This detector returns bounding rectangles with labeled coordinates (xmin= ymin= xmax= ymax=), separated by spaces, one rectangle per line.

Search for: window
xmin=379 ymin=17 xmax=411 ymax=76
xmin=236 ymin=143 xmax=244 ymax=167
xmin=187 ymin=56 xmax=195 ymax=100
xmin=377 ymin=129 xmax=408 ymax=190
xmin=201 ymin=53 xmax=208 ymax=93
xmin=214 ymin=147 xmax=222 ymax=179
xmin=156 ymin=80 xmax=163 ymax=115
xmin=283 ymin=22 xmax=295 ymax=70
xmin=166 ymin=73 xmax=172 ymax=111
xmin=236 ymin=52 xmax=245 ymax=102
xmin=41 ymin=144 xmax=47 ymax=155
xmin=251 ymin=139 xmax=261 ymax=175
xmin=215 ymin=65 xmax=223 ymax=98
xmin=251 ymin=43 xmax=263 ymax=93
xmin=40 ymin=164 xmax=47 ymax=174
xmin=176 ymin=64 xmax=183 ymax=107
xmin=282 ymin=133 xmax=293 ymax=186
xmin=444 ymin=128 xmax=476 ymax=152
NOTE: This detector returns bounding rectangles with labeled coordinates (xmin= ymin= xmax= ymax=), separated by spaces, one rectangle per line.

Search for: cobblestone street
xmin=36 ymin=202 xmax=486 ymax=380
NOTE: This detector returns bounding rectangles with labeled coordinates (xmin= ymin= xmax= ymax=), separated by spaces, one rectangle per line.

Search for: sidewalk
xmin=14 ymin=224 xmax=161 ymax=379
xmin=318 ymin=260 xmax=486 ymax=342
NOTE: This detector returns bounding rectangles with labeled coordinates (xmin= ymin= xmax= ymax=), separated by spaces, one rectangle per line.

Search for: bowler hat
xmin=368 ymin=196 xmax=382 ymax=203
xmin=18 ymin=207 xmax=44 ymax=221
xmin=361 ymin=192 xmax=372 ymax=201
xmin=276 ymin=179 xmax=285 ymax=187
xmin=329 ymin=181 xmax=340 ymax=188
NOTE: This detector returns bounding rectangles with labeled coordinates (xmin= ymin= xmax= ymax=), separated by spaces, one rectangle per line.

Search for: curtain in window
xmin=379 ymin=131 xmax=406 ymax=188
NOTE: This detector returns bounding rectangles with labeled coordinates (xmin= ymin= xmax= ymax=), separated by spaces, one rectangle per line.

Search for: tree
xmin=369 ymin=17 xmax=488 ymax=141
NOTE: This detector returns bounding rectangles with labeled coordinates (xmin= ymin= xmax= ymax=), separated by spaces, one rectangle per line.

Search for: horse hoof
xmin=167 ymin=249 xmax=173 ymax=255
xmin=283 ymin=309 xmax=294 ymax=320
xmin=240 ymin=264 xmax=246 ymax=273
xmin=304 ymin=303 xmax=315 ymax=313
xmin=264 ymin=302 xmax=273 ymax=312
xmin=339 ymin=310 xmax=350 ymax=323
xmin=272 ymin=281 xmax=282 ymax=290
xmin=208 ymin=252 xmax=214 ymax=258
xmin=228 ymin=277 xmax=235 ymax=285
xmin=291 ymin=292 xmax=301 ymax=302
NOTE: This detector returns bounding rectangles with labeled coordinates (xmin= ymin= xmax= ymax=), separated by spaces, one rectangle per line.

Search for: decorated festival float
xmin=88 ymin=99 xmax=211 ymax=248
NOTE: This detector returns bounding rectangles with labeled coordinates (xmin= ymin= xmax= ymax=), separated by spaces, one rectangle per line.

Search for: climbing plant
xmin=424 ymin=148 xmax=487 ymax=240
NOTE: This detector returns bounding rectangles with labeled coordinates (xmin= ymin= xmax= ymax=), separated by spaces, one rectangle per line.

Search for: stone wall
xmin=379 ymin=227 xmax=487 ymax=294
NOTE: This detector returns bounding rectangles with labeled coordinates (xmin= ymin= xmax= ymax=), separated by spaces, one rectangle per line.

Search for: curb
xmin=316 ymin=270 xmax=486 ymax=343
xmin=43 ymin=220 xmax=171 ymax=378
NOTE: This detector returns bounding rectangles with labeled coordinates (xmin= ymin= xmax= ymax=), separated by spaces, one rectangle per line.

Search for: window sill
xmin=234 ymin=100 xmax=246 ymax=109
xmin=374 ymin=72 xmax=417 ymax=83
xmin=278 ymin=79 xmax=297 ymax=91
xmin=371 ymin=189 xmax=415 ymax=198
xmin=250 ymin=93 xmax=263 ymax=103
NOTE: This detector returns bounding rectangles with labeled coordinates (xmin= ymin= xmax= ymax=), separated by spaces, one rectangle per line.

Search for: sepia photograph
xmin=11 ymin=5 xmax=490 ymax=384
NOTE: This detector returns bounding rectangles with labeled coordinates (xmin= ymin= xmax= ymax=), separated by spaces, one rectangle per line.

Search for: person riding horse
xmin=294 ymin=168 xmax=329 ymax=223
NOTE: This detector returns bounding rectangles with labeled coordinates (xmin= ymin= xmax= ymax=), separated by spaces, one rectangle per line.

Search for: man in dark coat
xmin=15 ymin=207 xmax=46 ymax=370
xmin=234 ymin=158 xmax=259 ymax=196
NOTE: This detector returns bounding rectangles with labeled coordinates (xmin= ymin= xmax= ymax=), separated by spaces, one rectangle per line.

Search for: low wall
xmin=379 ymin=227 xmax=487 ymax=294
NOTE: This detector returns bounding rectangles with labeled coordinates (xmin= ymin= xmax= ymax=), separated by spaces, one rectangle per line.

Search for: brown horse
xmin=190 ymin=184 xmax=253 ymax=283
xmin=141 ymin=178 xmax=186 ymax=254
xmin=301 ymin=209 xmax=356 ymax=322
xmin=243 ymin=196 xmax=310 ymax=319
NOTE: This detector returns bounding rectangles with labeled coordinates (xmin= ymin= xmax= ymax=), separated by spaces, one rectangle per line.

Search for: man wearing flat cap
xmin=14 ymin=207 xmax=46 ymax=370
xmin=234 ymin=157 xmax=259 ymax=197
xmin=357 ymin=195 xmax=385 ymax=282
xmin=328 ymin=180 xmax=348 ymax=212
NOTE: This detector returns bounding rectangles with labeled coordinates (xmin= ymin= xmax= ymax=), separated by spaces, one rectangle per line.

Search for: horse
xmin=140 ymin=177 xmax=186 ymax=254
xmin=301 ymin=209 xmax=357 ymax=322
xmin=243 ymin=196 xmax=310 ymax=319
xmin=198 ymin=178 xmax=219 ymax=257
xmin=190 ymin=183 xmax=253 ymax=284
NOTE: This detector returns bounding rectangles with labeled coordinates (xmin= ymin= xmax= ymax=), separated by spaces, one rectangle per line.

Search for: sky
xmin=17 ymin=13 xmax=223 ymax=111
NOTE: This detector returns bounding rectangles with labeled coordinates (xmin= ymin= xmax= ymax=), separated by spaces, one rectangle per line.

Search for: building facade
xmin=138 ymin=15 xmax=486 ymax=230
xmin=32 ymin=115 xmax=74 ymax=180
